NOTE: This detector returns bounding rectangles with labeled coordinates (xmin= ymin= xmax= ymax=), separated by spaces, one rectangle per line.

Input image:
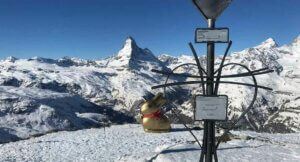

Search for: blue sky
xmin=0 ymin=0 xmax=299 ymax=60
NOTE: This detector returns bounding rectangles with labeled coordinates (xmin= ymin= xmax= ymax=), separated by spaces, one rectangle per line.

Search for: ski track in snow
xmin=0 ymin=124 xmax=299 ymax=162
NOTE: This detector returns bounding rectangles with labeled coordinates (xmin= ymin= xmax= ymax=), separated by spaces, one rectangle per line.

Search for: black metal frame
xmin=151 ymin=41 xmax=273 ymax=162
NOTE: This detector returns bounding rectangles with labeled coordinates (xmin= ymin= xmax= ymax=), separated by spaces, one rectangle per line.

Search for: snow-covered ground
xmin=0 ymin=124 xmax=299 ymax=162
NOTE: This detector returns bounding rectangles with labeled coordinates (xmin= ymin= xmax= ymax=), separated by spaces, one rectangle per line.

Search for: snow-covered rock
xmin=107 ymin=36 xmax=167 ymax=71
xmin=255 ymin=38 xmax=278 ymax=49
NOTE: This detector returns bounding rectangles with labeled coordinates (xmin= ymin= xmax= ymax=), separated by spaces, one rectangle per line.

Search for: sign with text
xmin=195 ymin=28 xmax=229 ymax=43
xmin=194 ymin=95 xmax=228 ymax=121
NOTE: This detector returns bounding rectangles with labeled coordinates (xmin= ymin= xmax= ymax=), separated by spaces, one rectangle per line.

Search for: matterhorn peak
xmin=108 ymin=36 xmax=166 ymax=70
xmin=117 ymin=36 xmax=140 ymax=57
xmin=255 ymin=38 xmax=278 ymax=49
xmin=124 ymin=36 xmax=138 ymax=48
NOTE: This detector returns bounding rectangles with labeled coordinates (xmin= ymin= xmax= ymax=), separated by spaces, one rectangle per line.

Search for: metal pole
xmin=205 ymin=18 xmax=216 ymax=162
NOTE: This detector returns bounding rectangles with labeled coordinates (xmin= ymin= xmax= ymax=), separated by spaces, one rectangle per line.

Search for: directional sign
xmin=194 ymin=95 xmax=228 ymax=121
xmin=192 ymin=0 xmax=232 ymax=20
xmin=195 ymin=28 xmax=229 ymax=43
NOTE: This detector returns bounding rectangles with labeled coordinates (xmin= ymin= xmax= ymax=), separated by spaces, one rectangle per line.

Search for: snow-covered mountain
xmin=159 ymin=36 xmax=300 ymax=133
xmin=0 ymin=35 xmax=300 ymax=143
xmin=107 ymin=36 xmax=167 ymax=71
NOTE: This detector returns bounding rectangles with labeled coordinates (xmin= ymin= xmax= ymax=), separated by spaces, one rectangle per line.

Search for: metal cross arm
xmin=189 ymin=42 xmax=207 ymax=94
xmin=151 ymin=68 xmax=274 ymax=79
xmin=151 ymin=80 xmax=273 ymax=91
xmin=151 ymin=69 xmax=202 ymax=79
xmin=214 ymin=67 xmax=271 ymax=75
xmin=214 ymin=41 xmax=232 ymax=94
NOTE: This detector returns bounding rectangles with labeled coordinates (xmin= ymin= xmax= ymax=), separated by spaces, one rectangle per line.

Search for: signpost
xmin=193 ymin=0 xmax=232 ymax=161
xmin=150 ymin=0 xmax=273 ymax=161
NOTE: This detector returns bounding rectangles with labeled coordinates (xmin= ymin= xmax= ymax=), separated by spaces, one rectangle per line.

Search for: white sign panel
xmin=196 ymin=28 xmax=229 ymax=43
xmin=194 ymin=95 xmax=228 ymax=121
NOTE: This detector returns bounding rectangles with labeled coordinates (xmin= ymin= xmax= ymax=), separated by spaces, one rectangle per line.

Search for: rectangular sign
xmin=194 ymin=95 xmax=228 ymax=121
xmin=195 ymin=28 xmax=229 ymax=43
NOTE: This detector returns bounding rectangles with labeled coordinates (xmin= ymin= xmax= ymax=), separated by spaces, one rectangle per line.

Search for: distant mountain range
xmin=1 ymin=35 xmax=300 ymax=143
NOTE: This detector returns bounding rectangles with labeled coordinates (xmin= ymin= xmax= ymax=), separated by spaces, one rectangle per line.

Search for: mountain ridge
xmin=0 ymin=35 xmax=300 ymax=143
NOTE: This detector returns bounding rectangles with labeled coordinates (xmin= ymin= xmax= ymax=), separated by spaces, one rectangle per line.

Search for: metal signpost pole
xmin=192 ymin=1 xmax=232 ymax=160
xmin=205 ymin=18 xmax=216 ymax=162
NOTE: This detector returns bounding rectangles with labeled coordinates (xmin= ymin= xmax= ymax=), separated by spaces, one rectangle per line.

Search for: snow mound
xmin=0 ymin=124 xmax=299 ymax=162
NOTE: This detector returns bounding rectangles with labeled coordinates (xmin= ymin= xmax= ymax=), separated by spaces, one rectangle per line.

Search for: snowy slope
xmin=0 ymin=124 xmax=299 ymax=162
xmin=0 ymin=85 xmax=133 ymax=143
xmin=0 ymin=37 xmax=169 ymax=143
